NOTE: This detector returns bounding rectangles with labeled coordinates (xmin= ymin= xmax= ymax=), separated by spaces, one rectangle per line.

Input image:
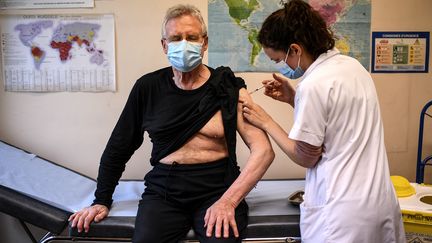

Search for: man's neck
xmin=172 ymin=64 xmax=209 ymax=90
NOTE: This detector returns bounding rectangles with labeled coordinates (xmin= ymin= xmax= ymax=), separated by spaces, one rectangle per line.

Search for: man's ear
xmin=161 ymin=39 xmax=168 ymax=54
xmin=202 ymin=36 xmax=209 ymax=52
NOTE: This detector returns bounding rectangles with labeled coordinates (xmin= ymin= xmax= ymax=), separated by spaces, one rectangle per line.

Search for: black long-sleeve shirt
xmin=93 ymin=66 xmax=246 ymax=207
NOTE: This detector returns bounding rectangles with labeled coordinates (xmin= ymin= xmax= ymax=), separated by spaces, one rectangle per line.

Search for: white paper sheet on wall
xmin=0 ymin=0 xmax=94 ymax=10
xmin=0 ymin=14 xmax=116 ymax=92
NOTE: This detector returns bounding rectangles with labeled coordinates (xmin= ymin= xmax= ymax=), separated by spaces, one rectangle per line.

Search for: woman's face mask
xmin=274 ymin=48 xmax=304 ymax=79
xmin=167 ymin=40 xmax=203 ymax=72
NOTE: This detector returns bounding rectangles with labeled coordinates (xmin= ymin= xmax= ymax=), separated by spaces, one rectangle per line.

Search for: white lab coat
xmin=289 ymin=49 xmax=406 ymax=243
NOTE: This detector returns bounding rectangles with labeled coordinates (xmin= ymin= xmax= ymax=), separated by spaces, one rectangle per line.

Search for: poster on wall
xmin=0 ymin=0 xmax=94 ymax=9
xmin=0 ymin=14 xmax=116 ymax=92
xmin=372 ymin=31 xmax=429 ymax=73
xmin=208 ymin=0 xmax=371 ymax=72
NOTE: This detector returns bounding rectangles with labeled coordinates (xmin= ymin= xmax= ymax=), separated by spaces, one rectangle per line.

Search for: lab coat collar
xmin=301 ymin=48 xmax=340 ymax=80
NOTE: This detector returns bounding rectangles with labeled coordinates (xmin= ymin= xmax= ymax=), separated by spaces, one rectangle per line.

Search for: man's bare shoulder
xmin=238 ymin=87 xmax=252 ymax=104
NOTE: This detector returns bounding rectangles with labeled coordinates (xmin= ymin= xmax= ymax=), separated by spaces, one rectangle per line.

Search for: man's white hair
xmin=161 ymin=4 xmax=207 ymax=38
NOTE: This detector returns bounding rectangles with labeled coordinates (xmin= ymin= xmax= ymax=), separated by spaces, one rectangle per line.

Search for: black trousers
xmin=132 ymin=158 xmax=248 ymax=243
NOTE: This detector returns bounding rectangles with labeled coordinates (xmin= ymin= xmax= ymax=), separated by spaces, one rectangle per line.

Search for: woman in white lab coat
xmin=241 ymin=0 xmax=406 ymax=242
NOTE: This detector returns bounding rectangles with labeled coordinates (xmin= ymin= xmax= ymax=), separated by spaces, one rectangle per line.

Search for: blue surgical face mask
xmin=167 ymin=40 xmax=203 ymax=72
xmin=274 ymin=49 xmax=304 ymax=79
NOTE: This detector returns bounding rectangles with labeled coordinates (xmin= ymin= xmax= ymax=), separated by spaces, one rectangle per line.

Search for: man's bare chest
xmin=198 ymin=110 xmax=225 ymax=139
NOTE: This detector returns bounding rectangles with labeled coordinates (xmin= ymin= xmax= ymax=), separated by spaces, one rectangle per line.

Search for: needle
xmin=249 ymin=81 xmax=274 ymax=94
xmin=249 ymin=85 xmax=266 ymax=94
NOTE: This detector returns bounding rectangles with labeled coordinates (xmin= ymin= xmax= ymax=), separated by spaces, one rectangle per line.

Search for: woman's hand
xmin=241 ymin=101 xmax=273 ymax=131
xmin=263 ymin=73 xmax=296 ymax=107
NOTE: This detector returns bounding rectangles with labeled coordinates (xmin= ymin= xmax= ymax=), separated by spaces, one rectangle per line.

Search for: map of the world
xmin=1 ymin=14 xmax=115 ymax=92
xmin=15 ymin=21 xmax=104 ymax=70
xmin=208 ymin=0 xmax=371 ymax=72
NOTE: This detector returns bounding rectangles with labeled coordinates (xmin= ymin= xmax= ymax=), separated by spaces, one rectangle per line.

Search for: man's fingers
xmin=94 ymin=210 xmax=108 ymax=222
xmin=204 ymin=209 xmax=210 ymax=227
xmin=230 ymin=218 xmax=239 ymax=238
xmin=68 ymin=213 xmax=76 ymax=222
xmin=83 ymin=209 xmax=98 ymax=232
xmin=69 ymin=205 xmax=109 ymax=233
xmin=215 ymin=217 xmax=223 ymax=238
xmin=76 ymin=211 xmax=88 ymax=232
xmin=223 ymin=220 xmax=230 ymax=238
xmin=206 ymin=214 xmax=239 ymax=239
xmin=205 ymin=212 xmax=215 ymax=237
xmin=80 ymin=209 xmax=98 ymax=233
xmin=70 ymin=212 xmax=80 ymax=227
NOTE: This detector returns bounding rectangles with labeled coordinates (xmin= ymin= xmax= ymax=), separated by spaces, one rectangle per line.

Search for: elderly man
xmin=69 ymin=4 xmax=274 ymax=243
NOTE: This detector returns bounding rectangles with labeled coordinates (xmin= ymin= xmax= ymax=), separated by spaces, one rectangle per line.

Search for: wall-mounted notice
xmin=372 ymin=32 xmax=429 ymax=73
xmin=0 ymin=0 xmax=94 ymax=9
xmin=0 ymin=14 xmax=116 ymax=92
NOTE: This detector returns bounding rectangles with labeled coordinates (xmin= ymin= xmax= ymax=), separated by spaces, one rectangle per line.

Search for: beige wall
xmin=0 ymin=0 xmax=431 ymax=183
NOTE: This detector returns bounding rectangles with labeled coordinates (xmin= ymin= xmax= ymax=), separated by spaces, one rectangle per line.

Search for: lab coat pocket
xmin=300 ymin=203 xmax=327 ymax=243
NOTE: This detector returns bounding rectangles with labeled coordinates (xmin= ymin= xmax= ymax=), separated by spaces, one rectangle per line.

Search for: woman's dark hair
xmin=258 ymin=0 xmax=335 ymax=59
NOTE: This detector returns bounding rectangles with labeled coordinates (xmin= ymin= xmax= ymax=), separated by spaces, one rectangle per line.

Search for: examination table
xmin=0 ymin=141 xmax=303 ymax=242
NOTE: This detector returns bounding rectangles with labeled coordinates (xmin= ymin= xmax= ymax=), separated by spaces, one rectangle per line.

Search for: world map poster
xmin=208 ymin=0 xmax=371 ymax=72
xmin=0 ymin=14 xmax=115 ymax=92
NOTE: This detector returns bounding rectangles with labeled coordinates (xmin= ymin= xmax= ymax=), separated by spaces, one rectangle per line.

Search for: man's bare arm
xmin=204 ymin=88 xmax=275 ymax=238
xmin=220 ymin=88 xmax=275 ymax=206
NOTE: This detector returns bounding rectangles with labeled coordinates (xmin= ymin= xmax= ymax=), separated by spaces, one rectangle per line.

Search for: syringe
xmin=249 ymin=80 xmax=275 ymax=94
xmin=249 ymin=85 xmax=266 ymax=94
